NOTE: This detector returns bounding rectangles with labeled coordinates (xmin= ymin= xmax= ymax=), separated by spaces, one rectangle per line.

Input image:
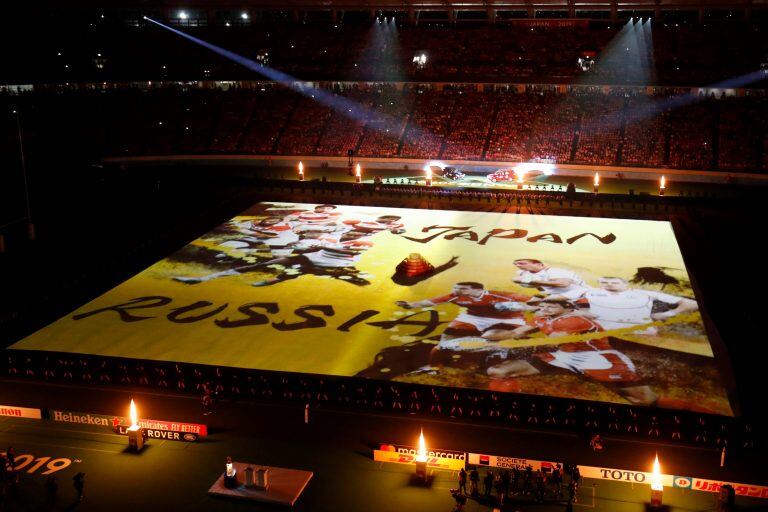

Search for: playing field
xmin=1 ymin=406 xmax=764 ymax=512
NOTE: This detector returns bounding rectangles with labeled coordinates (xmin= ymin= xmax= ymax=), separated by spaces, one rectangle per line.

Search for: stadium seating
xmin=3 ymin=85 xmax=767 ymax=171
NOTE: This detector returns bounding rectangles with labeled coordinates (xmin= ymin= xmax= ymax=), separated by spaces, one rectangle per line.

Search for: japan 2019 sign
xmin=11 ymin=202 xmax=733 ymax=415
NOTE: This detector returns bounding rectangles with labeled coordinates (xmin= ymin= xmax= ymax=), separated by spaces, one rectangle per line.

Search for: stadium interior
xmin=1 ymin=2 xmax=768 ymax=511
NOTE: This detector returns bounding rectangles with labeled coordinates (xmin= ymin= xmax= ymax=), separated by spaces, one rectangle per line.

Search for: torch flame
xmin=298 ymin=161 xmax=304 ymax=174
xmin=424 ymin=165 xmax=432 ymax=180
xmin=594 ymin=172 xmax=600 ymax=186
xmin=129 ymin=399 xmax=138 ymax=428
xmin=515 ymin=169 xmax=525 ymax=183
xmin=660 ymin=175 xmax=666 ymax=189
xmin=651 ymin=453 xmax=663 ymax=490
xmin=416 ymin=429 xmax=427 ymax=462
xmin=355 ymin=163 xmax=361 ymax=177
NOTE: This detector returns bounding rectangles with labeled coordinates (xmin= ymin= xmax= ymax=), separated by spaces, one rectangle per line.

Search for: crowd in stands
xmin=717 ymin=97 xmax=765 ymax=171
xmin=668 ymin=102 xmax=716 ymax=170
xmin=572 ymin=95 xmax=624 ymax=165
xmin=6 ymin=85 xmax=765 ymax=172
xmin=4 ymin=16 xmax=768 ymax=87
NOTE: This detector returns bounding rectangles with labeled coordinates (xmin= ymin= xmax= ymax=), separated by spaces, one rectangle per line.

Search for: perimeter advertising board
xmin=374 ymin=444 xmax=466 ymax=471
xmin=0 ymin=404 xmax=42 ymax=419
xmin=467 ymin=453 xmax=558 ymax=472
xmin=48 ymin=409 xmax=206 ymax=441
xmin=12 ymin=202 xmax=732 ymax=414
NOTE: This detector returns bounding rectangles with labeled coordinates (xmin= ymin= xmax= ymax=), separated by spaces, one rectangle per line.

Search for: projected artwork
xmin=12 ymin=202 xmax=733 ymax=415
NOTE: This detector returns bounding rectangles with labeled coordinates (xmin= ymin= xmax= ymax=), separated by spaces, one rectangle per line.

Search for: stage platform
xmin=208 ymin=461 xmax=313 ymax=506
xmin=9 ymin=201 xmax=734 ymax=417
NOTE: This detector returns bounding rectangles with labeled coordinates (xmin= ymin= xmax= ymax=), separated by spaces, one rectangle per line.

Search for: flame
xmin=594 ymin=172 xmax=600 ymax=186
xmin=416 ymin=429 xmax=427 ymax=462
xmin=355 ymin=163 xmax=361 ymax=177
xmin=298 ymin=161 xmax=304 ymax=174
xmin=651 ymin=453 xmax=663 ymax=490
xmin=424 ymin=165 xmax=432 ymax=179
xmin=129 ymin=399 xmax=138 ymax=427
xmin=660 ymin=175 xmax=666 ymax=189
xmin=515 ymin=169 xmax=525 ymax=183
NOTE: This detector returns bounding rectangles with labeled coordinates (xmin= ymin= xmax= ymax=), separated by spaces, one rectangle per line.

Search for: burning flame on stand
xmin=594 ymin=172 xmax=600 ymax=187
xmin=129 ymin=399 xmax=138 ymax=428
xmin=660 ymin=175 xmax=666 ymax=190
xmin=424 ymin=165 xmax=432 ymax=181
xmin=298 ymin=161 xmax=304 ymax=175
xmin=416 ymin=430 xmax=427 ymax=462
xmin=651 ymin=453 xmax=663 ymax=491
xmin=355 ymin=163 xmax=361 ymax=177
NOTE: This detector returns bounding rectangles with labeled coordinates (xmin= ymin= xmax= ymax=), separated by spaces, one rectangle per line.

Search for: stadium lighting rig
xmin=142 ymin=16 xmax=421 ymax=140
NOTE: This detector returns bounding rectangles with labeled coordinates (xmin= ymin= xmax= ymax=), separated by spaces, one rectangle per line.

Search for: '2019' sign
xmin=1 ymin=452 xmax=74 ymax=475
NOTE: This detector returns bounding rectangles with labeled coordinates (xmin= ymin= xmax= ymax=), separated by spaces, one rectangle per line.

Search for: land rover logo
xmin=183 ymin=433 xmax=197 ymax=442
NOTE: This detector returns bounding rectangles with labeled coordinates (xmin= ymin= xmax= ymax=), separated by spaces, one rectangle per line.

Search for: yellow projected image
xmin=12 ymin=202 xmax=733 ymax=415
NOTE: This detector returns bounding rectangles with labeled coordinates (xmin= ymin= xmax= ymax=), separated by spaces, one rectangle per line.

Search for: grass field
xmin=0 ymin=403 xmax=764 ymax=512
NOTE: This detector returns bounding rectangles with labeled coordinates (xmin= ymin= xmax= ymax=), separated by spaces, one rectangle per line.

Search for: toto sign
xmin=599 ymin=469 xmax=647 ymax=483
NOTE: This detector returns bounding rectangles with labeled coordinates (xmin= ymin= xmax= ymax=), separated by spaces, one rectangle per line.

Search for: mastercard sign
xmin=374 ymin=444 xmax=465 ymax=471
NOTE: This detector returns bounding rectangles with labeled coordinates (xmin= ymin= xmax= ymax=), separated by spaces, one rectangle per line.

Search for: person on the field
xmin=512 ymin=259 xmax=586 ymax=299
xmin=487 ymin=298 xmax=658 ymax=406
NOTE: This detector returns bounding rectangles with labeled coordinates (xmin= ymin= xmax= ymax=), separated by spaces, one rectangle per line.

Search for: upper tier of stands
xmin=2 ymin=84 xmax=766 ymax=172
xmin=1 ymin=18 xmax=767 ymax=87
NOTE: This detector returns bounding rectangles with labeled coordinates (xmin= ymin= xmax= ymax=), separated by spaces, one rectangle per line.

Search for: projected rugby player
xmin=576 ymin=276 xmax=698 ymax=335
xmin=487 ymin=298 xmax=658 ymax=406
xmin=175 ymin=228 xmax=374 ymax=286
xmin=251 ymin=228 xmax=376 ymax=286
xmin=217 ymin=216 xmax=299 ymax=253
xmin=342 ymin=215 xmax=405 ymax=235
xmin=396 ymin=282 xmax=534 ymax=373
xmin=512 ymin=259 xmax=586 ymax=299
xmin=285 ymin=204 xmax=342 ymax=228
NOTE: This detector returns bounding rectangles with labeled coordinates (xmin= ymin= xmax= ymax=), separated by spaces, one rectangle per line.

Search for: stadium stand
xmin=2 ymin=85 xmax=768 ymax=171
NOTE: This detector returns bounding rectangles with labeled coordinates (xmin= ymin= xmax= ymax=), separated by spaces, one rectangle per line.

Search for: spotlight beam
xmin=143 ymin=16 xmax=414 ymax=138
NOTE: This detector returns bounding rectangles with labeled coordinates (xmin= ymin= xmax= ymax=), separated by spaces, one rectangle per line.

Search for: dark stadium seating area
xmin=2 ymin=17 xmax=767 ymax=86
xmin=2 ymin=85 xmax=767 ymax=172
